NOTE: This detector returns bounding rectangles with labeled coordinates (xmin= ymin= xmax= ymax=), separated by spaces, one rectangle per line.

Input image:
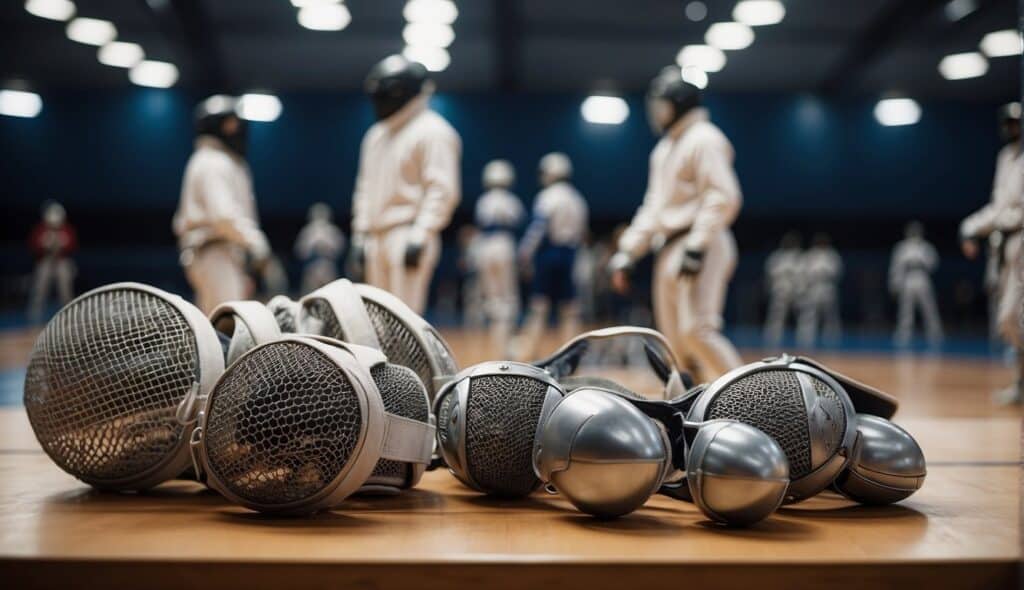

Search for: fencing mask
xmin=189 ymin=336 xmax=434 ymax=514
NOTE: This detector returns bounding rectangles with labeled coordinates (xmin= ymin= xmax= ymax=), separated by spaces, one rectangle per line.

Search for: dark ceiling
xmin=0 ymin=0 xmax=1019 ymax=101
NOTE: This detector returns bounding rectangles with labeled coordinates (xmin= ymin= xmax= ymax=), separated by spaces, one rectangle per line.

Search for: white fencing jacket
xmin=960 ymin=142 xmax=1024 ymax=239
xmin=617 ymin=108 xmax=742 ymax=260
xmin=352 ymin=95 xmax=462 ymax=245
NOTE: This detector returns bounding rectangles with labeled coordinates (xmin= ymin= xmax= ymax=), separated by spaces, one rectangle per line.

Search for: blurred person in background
xmin=890 ymin=221 xmax=942 ymax=346
xmin=515 ymin=152 xmax=589 ymax=359
xmin=796 ymin=233 xmax=843 ymax=347
xmin=27 ymin=201 xmax=76 ymax=322
xmin=609 ymin=65 xmax=742 ymax=381
xmin=960 ymin=102 xmax=1023 ymax=405
xmin=349 ymin=55 xmax=461 ymax=313
xmin=457 ymin=224 xmax=486 ymax=330
xmin=473 ymin=160 xmax=525 ymax=354
xmin=295 ymin=202 xmax=346 ymax=294
xmin=174 ymin=95 xmax=269 ymax=314
xmin=763 ymin=231 xmax=803 ymax=346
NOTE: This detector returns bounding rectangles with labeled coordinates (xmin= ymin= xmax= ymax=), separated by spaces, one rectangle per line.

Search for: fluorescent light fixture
xmin=403 ymin=0 xmax=458 ymax=25
xmin=297 ymin=3 xmax=351 ymax=31
xmin=938 ymin=52 xmax=988 ymax=80
xmin=97 ymin=41 xmax=144 ymax=68
xmin=403 ymin=22 xmax=455 ymax=48
xmin=676 ymin=44 xmax=726 ymax=72
xmin=238 ymin=94 xmax=282 ymax=122
xmin=681 ymin=66 xmax=709 ymax=89
xmin=290 ymin=0 xmax=340 ymax=6
xmin=684 ymin=1 xmax=707 ymax=22
xmin=129 ymin=60 xmax=179 ymax=88
xmin=402 ymin=45 xmax=450 ymax=72
xmin=66 ymin=17 xmax=116 ymax=46
xmin=874 ymin=98 xmax=921 ymax=126
xmin=980 ymin=29 xmax=1023 ymax=58
xmin=943 ymin=0 xmax=977 ymax=22
xmin=581 ymin=95 xmax=629 ymax=125
xmin=25 ymin=0 xmax=75 ymax=21
xmin=0 ymin=89 xmax=43 ymax=118
xmin=733 ymin=1 xmax=785 ymax=26
xmin=705 ymin=22 xmax=755 ymax=50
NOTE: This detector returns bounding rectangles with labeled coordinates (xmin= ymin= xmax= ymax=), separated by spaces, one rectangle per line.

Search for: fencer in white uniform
xmin=763 ymin=232 xmax=803 ymax=345
xmin=609 ymin=66 xmax=743 ymax=381
xmin=173 ymin=95 xmax=270 ymax=314
xmin=295 ymin=202 xmax=346 ymax=294
xmin=474 ymin=160 xmax=525 ymax=353
xmin=516 ymin=153 xmax=589 ymax=360
xmin=350 ymin=55 xmax=461 ymax=314
xmin=890 ymin=221 xmax=942 ymax=345
xmin=960 ymin=102 xmax=1023 ymax=404
xmin=27 ymin=201 xmax=76 ymax=321
xmin=796 ymin=233 xmax=843 ymax=347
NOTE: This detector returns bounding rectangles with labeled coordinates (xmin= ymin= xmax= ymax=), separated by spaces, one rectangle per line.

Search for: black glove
xmin=678 ymin=249 xmax=704 ymax=277
xmin=404 ymin=241 xmax=424 ymax=269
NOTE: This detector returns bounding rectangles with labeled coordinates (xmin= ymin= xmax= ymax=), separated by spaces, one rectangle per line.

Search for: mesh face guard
xmin=686 ymin=354 xmax=860 ymax=503
xmin=24 ymin=282 xmax=225 ymax=491
xmin=209 ymin=300 xmax=284 ymax=367
xmin=190 ymin=336 xmax=435 ymax=514
xmin=354 ymin=284 xmax=459 ymax=402
xmin=299 ymin=279 xmax=381 ymax=348
xmin=434 ymin=362 xmax=565 ymax=497
xmin=266 ymin=296 xmax=301 ymax=334
xmin=534 ymin=326 xmax=688 ymax=401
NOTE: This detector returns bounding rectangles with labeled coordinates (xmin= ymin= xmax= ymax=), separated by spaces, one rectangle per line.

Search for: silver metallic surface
xmin=533 ymin=388 xmax=669 ymax=518
xmin=687 ymin=355 xmax=857 ymax=503
xmin=686 ymin=420 xmax=789 ymax=526
xmin=834 ymin=415 xmax=926 ymax=505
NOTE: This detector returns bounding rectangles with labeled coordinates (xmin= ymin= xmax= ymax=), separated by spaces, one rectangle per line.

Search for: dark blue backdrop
xmin=0 ymin=88 xmax=1007 ymax=328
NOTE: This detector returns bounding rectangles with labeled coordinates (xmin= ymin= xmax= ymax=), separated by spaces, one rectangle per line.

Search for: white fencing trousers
xmin=185 ymin=243 xmax=250 ymax=315
xmin=28 ymin=257 xmax=74 ymax=319
xmin=653 ymin=230 xmax=742 ymax=381
xmin=476 ymin=233 xmax=519 ymax=351
xmin=894 ymin=275 xmax=943 ymax=344
xmin=996 ymin=233 xmax=1023 ymax=350
xmin=364 ymin=225 xmax=441 ymax=315
xmin=797 ymin=284 xmax=841 ymax=346
xmin=764 ymin=286 xmax=798 ymax=345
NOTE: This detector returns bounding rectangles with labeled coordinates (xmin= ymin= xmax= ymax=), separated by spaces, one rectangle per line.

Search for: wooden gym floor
xmin=0 ymin=327 xmax=1021 ymax=589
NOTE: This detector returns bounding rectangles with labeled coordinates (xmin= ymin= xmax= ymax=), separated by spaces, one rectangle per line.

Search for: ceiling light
xmin=403 ymin=22 xmax=455 ymax=48
xmin=0 ymin=90 xmax=43 ymax=118
xmin=238 ymin=94 xmax=283 ymax=122
xmin=66 ymin=17 xmax=116 ymax=46
xmin=676 ymin=44 xmax=726 ymax=72
xmin=297 ymin=3 xmax=351 ymax=31
xmin=129 ymin=60 xmax=179 ymax=88
xmin=943 ymin=0 xmax=977 ymax=22
xmin=874 ymin=98 xmax=921 ymax=126
xmin=684 ymin=1 xmax=707 ymax=22
xmin=681 ymin=66 xmax=709 ymax=89
xmin=402 ymin=45 xmax=450 ymax=72
xmin=24 ymin=0 xmax=75 ymax=21
xmin=581 ymin=95 xmax=629 ymax=125
xmin=97 ymin=42 xmax=144 ymax=68
xmin=705 ymin=22 xmax=755 ymax=50
xmin=733 ymin=1 xmax=785 ymax=26
xmin=938 ymin=52 xmax=988 ymax=80
xmin=980 ymin=29 xmax=1023 ymax=58
xmin=290 ymin=0 xmax=340 ymax=6
xmin=403 ymin=0 xmax=458 ymax=25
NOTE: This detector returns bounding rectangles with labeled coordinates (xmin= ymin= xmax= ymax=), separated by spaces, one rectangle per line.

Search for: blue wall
xmin=0 ymin=88 xmax=1006 ymax=327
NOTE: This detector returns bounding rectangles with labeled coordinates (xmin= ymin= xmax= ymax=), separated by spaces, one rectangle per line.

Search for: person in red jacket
xmin=28 ymin=201 xmax=77 ymax=321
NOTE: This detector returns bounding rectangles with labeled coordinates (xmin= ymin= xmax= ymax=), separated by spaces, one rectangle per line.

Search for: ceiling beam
xmin=818 ymin=0 xmax=947 ymax=94
xmin=140 ymin=0 xmax=227 ymax=92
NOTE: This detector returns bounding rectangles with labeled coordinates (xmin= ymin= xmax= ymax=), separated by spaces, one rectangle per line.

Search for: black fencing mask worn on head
xmin=195 ymin=95 xmax=248 ymax=157
xmin=365 ymin=55 xmax=428 ymax=121
xmin=646 ymin=65 xmax=701 ymax=135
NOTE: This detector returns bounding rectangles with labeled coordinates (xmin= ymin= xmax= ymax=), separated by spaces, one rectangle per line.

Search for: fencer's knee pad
xmin=190 ymin=336 xmax=434 ymax=514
